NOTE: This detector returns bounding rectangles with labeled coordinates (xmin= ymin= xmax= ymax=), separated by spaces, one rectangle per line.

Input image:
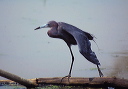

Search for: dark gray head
xmin=34 ymin=21 xmax=58 ymax=30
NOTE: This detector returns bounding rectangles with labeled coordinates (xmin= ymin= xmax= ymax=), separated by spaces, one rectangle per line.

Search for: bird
xmin=34 ymin=20 xmax=103 ymax=80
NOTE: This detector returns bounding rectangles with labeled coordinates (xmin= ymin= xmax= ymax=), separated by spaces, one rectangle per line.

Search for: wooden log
xmin=37 ymin=77 xmax=128 ymax=88
xmin=0 ymin=69 xmax=38 ymax=88
xmin=0 ymin=76 xmax=128 ymax=88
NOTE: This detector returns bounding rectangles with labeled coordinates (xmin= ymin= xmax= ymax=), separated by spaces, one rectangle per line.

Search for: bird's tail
xmin=89 ymin=34 xmax=100 ymax=51
xmin=92 ymin=39 xmax=100 ymax=51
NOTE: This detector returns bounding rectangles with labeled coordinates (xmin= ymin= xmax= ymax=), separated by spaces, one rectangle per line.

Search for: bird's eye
xmin=47 ymin=24 xmax=50 ymax=27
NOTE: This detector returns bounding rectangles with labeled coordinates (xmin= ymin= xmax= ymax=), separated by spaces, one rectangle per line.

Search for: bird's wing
xmin=58 ymin=22 xmax=94 ymax=40
xmin=58 ymin=22 xmax=90 ymax=52
xmin=58 ymin=22 xmax=100 ymax=65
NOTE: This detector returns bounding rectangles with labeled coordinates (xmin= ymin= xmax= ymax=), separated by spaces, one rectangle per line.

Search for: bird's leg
xmin=68 ymin=46 xmax=74 ymax=77
xmin=61 ymin=45 xmax=74 ymax=83
xmin=97 ymin=65 xmax=104 ymax=77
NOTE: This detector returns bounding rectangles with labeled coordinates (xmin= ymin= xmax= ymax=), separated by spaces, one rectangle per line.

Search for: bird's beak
xmin=34 ymin=24 xmax=48 ymax=30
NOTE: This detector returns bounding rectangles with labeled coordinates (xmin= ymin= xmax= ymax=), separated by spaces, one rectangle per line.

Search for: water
xmin=0 ymin=0 xmax=128 ymax=88
xmin=0 ymin=86 xmax=25 ymax=89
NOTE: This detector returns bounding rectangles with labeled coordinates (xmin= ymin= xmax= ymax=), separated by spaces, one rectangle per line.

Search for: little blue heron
xmin=34 ymin=21 xmax=103 ymax=80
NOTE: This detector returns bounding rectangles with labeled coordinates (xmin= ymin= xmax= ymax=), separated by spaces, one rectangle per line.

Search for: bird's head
xmin=34 ymin=21 xmax=58 ymax=30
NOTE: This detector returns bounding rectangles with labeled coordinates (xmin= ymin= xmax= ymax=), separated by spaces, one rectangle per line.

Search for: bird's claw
xmin=97 ymin=65 xmax=104 ymax=77
xmin=98 ymin=68 xmax=104 ymax=77
xmin=99 ymin=71 xmax=104 ymax=77
xmin=60 ymin=75 xmax=71 ymax=83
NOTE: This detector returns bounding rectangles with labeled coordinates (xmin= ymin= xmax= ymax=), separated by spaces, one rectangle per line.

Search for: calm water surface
xmin=0 ymin=0 xmax=128 ymax=84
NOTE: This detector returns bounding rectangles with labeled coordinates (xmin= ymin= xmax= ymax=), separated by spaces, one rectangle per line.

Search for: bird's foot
xmin=97 ymin=65 xmax=104 ymax=77
xmin=99 ymin=71 xmax=104 ymax=77
xmin=98 ymin=68 xmax=104 ymax=77
xmin=60 ymin=75 xmax=71 ymax=83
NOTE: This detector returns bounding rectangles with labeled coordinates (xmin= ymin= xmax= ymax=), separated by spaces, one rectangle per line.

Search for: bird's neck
xmin=47 ymin=27 xmax=60 ymax=38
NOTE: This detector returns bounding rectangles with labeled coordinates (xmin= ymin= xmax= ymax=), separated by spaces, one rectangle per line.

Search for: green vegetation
xmin=35 ymin=85 xmax=107 ymax=89
xmin=90 ymin=68 xmax=106 ymax=71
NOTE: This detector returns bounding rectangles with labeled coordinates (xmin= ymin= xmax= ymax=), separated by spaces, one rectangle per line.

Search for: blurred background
xmin=0 ymin=0 xmax=128 ymax=80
